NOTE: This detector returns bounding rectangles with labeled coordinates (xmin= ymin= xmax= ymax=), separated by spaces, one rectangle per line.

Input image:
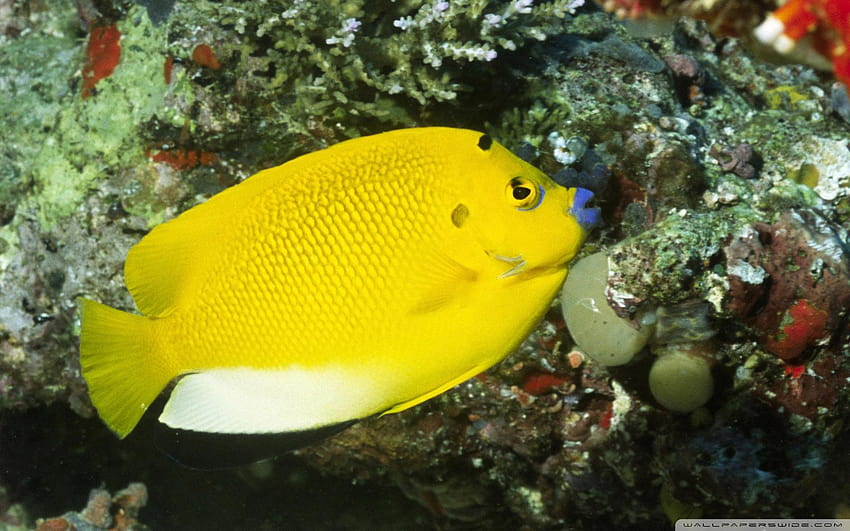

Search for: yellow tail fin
xmin=79 ymin=299 xmax=171 ymax=438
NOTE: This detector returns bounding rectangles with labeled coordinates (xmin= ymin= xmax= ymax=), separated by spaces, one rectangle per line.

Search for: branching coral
xmin=197 ymin=0 xmax=585 ymax=130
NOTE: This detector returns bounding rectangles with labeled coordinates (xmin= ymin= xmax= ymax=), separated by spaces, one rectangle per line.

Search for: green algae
xmin=608 ymin=208 xmax=755 ymax=307
xmin=1 ymin=4 xmax=175 ymax=229
xmin=0 ymin=0 xmax=596 ymax=239
xmin=0 ymin=28 xmax=77 ymax=225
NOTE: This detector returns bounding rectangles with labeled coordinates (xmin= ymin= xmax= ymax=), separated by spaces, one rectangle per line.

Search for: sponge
xmin=561 ymin=252 xmax=653 ymax=366
xmin=648 ymin=346 xmax=714 ymax=412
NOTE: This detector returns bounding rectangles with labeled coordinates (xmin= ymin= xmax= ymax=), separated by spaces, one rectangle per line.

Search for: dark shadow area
xmin=0 ymin=404 xmax=433 ymax=529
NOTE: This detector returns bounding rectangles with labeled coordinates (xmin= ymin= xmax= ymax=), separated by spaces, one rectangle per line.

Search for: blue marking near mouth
xmin=570 ymin=187 xmax=601 ymax=231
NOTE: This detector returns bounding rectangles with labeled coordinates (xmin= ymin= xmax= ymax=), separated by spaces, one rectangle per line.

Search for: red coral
xmin=783 ymin=363 xmax=805 ymax=379
xmin=765 ymin=299 xmax=829 ymax=361
xmin=81 ymin=25 xmax=121 ymax=99
xmin=725 ymin=211 xmax=850 ymax=362
xmin=522 ymin=373 xmax=569 ymax=396
xmin=598 ymin=403 xmax=614 ymax=429
xmin=763 ymin=355 xmax=849 ymax=420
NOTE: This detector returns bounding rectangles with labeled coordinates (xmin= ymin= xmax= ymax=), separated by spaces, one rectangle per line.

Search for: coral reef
xmin=2 ymin=0 xmax=850 ymax=528
xmin=35 ymin=483 xmax=148 ymax=531
xmin=1 ymin=481 xmax=148 ymax=531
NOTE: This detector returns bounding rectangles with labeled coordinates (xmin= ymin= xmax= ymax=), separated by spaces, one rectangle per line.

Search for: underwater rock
xmin=617 ymin=130 xmax=706 ymax=212
xmin=663 ymin=53 xmax=707 ymax=107
xmin=562 ymin=248 xmax=721 ymax=412
xmin=0 ymin=484 xmax=27 ymax=529
xmin=300 ymin=306 xmax=669 ymax=528
xmin=605 ymin=208 xmax=749 ymax=314
xmin=0 ymin=213 xmax=139 ymax=413
xmin=709 ymin=143 xmax=759 ymax=179
xmin=655 ymin=400 xmax=829 ymax=516
xmin=782 ymin=137 xmax=850 ymax=202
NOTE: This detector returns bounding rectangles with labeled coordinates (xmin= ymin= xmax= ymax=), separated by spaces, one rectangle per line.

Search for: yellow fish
xmin=79 ymin=127 xmax=596 ymax=452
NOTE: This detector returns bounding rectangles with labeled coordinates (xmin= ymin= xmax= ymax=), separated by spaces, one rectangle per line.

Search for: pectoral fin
xmin=407 ymin=250 xmax=479 ymax=315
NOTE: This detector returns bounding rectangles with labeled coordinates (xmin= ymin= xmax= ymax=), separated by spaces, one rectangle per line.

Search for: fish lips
xmin=569 ymin=187 xmax=601 ymax=231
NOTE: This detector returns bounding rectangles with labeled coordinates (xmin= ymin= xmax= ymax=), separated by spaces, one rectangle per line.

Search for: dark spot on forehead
xmin=477 ymin=134 xmax=492 ymax=151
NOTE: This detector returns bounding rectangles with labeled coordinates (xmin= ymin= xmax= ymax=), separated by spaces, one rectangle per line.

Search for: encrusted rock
xmin=725 ymin=210 xmax=850 ymax=360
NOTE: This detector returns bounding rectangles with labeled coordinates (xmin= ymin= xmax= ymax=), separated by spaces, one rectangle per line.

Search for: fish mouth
xmin=569 ymin=187 xmax=601 ymax=231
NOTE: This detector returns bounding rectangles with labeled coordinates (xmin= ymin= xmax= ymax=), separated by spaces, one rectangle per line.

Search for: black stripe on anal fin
xmin=153 ymin=420 xmax=357 ymax=470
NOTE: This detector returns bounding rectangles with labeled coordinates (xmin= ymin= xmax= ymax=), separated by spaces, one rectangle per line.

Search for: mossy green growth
xmin=488 ymin=100 xmax=572 ymax=151
xmin=739 ymin=110 xmax=849 ymax=198
xmin=1 ymin=4 xmax=173 ymax=228
xmin=608 ymin=209 xmax=758 ymax=307
xmin=0 ymin=4 xmax=78 ymax=224
xmin=788 ymin=162 xmax=820 ymax=189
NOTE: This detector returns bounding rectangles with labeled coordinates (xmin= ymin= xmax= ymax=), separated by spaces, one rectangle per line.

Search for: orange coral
xmin=147 ymin=148 xmax=217 ymax=170
xmin=163 ymin=54 xmax=174 ymax=84
xmin=192 ymin=44 xmax=221 ymax=70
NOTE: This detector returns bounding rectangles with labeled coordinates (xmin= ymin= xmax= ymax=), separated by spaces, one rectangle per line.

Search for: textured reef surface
xmin=1 ymin=0 xmax=849 ymax=528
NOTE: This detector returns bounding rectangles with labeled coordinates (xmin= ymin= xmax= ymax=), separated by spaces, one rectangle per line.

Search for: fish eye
xmin=506 ymin=177 xmax=544 ymax=211
xmin=513 ymin=187 xmax=531 ymax=200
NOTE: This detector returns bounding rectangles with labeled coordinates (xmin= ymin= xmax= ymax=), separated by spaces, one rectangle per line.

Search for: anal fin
xmin=153 ymin=419 xmax=356 ymax=470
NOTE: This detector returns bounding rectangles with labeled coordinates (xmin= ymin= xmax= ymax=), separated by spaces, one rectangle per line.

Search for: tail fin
xmin=79 ymin=299 xmax=172 ymax=438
